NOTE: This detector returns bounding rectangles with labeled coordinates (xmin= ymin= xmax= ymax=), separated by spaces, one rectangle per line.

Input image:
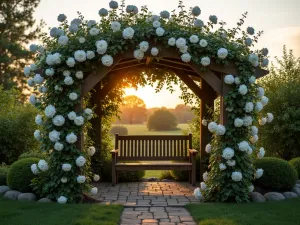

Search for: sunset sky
xmin=33 ymin=0 xmax=300 ymax=108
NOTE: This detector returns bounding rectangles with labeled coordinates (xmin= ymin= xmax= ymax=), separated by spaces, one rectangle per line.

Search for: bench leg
xmin=188 ymin=171 xmax=192 ymax=184
xmin=112 ymin=161 xmax=116 ymax=186
xmin=192 ymin=156 xmax=196 ymax=186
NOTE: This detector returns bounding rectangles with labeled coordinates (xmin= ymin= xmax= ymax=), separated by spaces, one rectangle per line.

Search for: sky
xmin=33 ymin=0 xmax=300 ymax=108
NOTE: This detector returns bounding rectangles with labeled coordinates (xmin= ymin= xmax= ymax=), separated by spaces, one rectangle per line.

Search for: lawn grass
xmin=186 ymin=198 xmax=300 ymax=225
xmin=122 ymin=123 xmax=189 ymax=135
xmin=144 ymin=170 xmax=162 ymax=178
xmin=0 ymin=197 xmax=123 ymax=225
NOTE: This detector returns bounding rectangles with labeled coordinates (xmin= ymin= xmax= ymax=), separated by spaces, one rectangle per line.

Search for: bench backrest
xmin=115 ymin=134 xmax=192 ymax=161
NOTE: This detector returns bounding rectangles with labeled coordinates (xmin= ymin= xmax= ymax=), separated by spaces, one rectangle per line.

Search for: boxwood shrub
xmin=0 ymin=165 xmax=9 ymax=185
xmin=289 ymin=157 xmax=300 ymax=178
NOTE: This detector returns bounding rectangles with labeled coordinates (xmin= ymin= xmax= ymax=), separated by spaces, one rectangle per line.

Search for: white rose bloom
xmin=151 ymin=47 xmax=159 ymax=56
xmin=200 ymin=182 xmax=207 ymax=191
xmin=86 ymin=51 xmax=95 ymax=59
xmin=28 ymin=79 xmax=35 ymax=87
xmin=259 ymin=117 xmax=267 ymax=125
xmin=261 ymin=96 xmax=269 ymax=106
xmin=88 ymin=146 xmax=96 ymax=156
xmin=216 ymin=124 xmax=226 ymax=135
xmin=33 ymin=74 xmax=44 ymax=84
xmin=153 ymin=21 xmax=161 ymax=28
xmin=62 ymin=163 xmax=72 ymax=172
xmin=94 ymin=174 xmax=100 ymax=181
xmin=84 ymin=108 xmax=93 ymax=115
xmin=243 ymin=116 xmax=253 ymax=127
xmin=199 ymin=39 xmax=208 ymax=47
xmin=257 ymin=147 xmax=265 ymax=158
xmin=189 ymin=35 xmax=199 ymax=43
xmin=244 ymin=102 xmax=254 ymax=113
xmin=202 ymin=119 xmax=207 ymax=126
xmin=49 ymin=130 xmax=60 ymax=142
xmin=267 ymin=113 xmax=274 ymax=123
xmin=238 ymin=141 xmax=250 ymax=152
xmin=194 ymin=188 xmax=202 ymax=200
xmin=58 ymin=36 xmax=68 ymax=45
xmin=231 ymin=172 xmax=242 ymax=182
xmin=248 ymin=185 xmax=254 ymax=192
xmin=30 ymin=64 xmax=37 ymax=71
xmin=74 ymin=116 xmax=84 ymax=126
xmin=234 ymin=118 xmax=244 ymax=127
xmin=176 ymin=38 xmax=187 ymax=48
xmin=227 ymin=160 xmax=236 ymax=167
xmin=66 ymin=57 xmax=76 ymax=67
xmin=91 ymin=187 xmax=98 ymax=195
xmin=249 ymin=76 xmax=256 ymax=84
xmin=262 ymin=58 xmax=269 ymax=67
xmin=201 ymin=57 xmax=210 ymax=66
xmin=234 ymin=77 xmax=241 ymax=85
xmin=222 ymin=148 xmax=234 ymax=160
xmin=122 ymin=27 xmax=135 ymax=39
xmin=61 ymin=177 xmax=68 ymax=183
xmin=250 ymin=135 xmax=258 ymax=144
xmin=217 ymin=48 xmax=228 ymax=59
xmin=76 ymin=156 xmax=86 ymax=167
xmin=224 ymin=75 xmax=234 ymax=84
xmin=96 ymin=40 xmax=108 ymax=54
xmin=55 ymin=86 xmax=62 ymax=91
xmin=89 ymin=27 xmax=100 ymax=36
xmin=77 ymin=175 xmax=86 ymax=184
xmin=69 ymin=92 xmax=78 ymax=101
xmin=57 ymin=196 xmax=67 ymax=204
xmin=29 ymin=94 xmax=36 ymax=105
xmin=35 ymin=114 xmax=43 ymax=125
xmin=74 ymin=50 xmax=86 ymax=62
xmin=208 ymin=122 xmax=218 ymax=133
xmin=248 ymin=53 xmax=259 ymax=67
xmin=255 ymin=102 xmax=263 ymax=112
xmin=179 ymin=45 xmax=188 ymax=53
xmin=134 ymin=49 xmax=144 ymax=60
xmin=64 ymin=76 xmax=74 ymax=85
xmin=168 ymin=37 xmax=176 ymax=46
xmin=219 ymin=163 xmax=227 ymax=170
xmin=181 ymin=53 xmax=191 ymax=63
xmin=68 ymin=111 xmax=77 ymax=120
xmin=46 ymin=53 xmax=61 ymax=65
xmin=52 ymin=115 xmax=65 ymax=126
xmin=226 ymin=107 xmax=233 ymax=112
xmin=203 ymin=171 xmax=209 ymax=182
xmin=63 ymin=70 xmax=71 ymax=77
xmin=111 ymin=21 xmax=121 ymax=32
xmin=101 ymin=55 xmax=113 ymax=67
xmin=38 ymin=159 xmax=49 ymax=172
xmin=66 ymin=132 xmax=77 ymax=144
xmin=34 ymin=130 xmax=42 ymax=141
xmin=31 ymin=164 xmax=39 ymax=175
xmin=156 ymin=27 xmax=165 ymax=36
xmin=257 ymin=87 xmax=265 ymax=98
xmin=205 ymin=144 xmax=211 ymax=153
xmin=238 ymin=84 xmax=248 ymax=95
xmin=39 ymin=86 xmax=47 ymax=93
xmin=45 ymin=105 xmax=56 ymax=118
xmin=54 ymin=142 xmax=64 ymax=151
xmin=24 ymin=66 xmax=31 ymax=77
xmin=139 ymin=41 xmax=149 ymax=52
xmin=78 ymin=37 xmax=85 ymax=43
xmin=75 ymin=71 xmax=84 ymax=79
xmin=255 ymin=168 xmax=264 ymax=179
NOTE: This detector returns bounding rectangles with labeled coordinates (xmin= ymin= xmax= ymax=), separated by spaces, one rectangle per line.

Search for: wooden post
xmin=220 ymin=74 xmax=231 ymax=125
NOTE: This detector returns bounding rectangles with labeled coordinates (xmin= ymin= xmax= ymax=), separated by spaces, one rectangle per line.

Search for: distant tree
xmin=0 ymin=0 xmax=43 ymax=94
xmin=174 ymin=104 xmax=195 ymax=123
xmin=119 ymin=95 xmax=146 ymax=124
xmin=147 ymin=108 xmax=178 ymax=131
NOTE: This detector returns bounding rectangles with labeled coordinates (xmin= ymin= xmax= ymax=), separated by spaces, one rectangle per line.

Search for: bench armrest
xmin=188 ymin=149 xmax=198 ymax=155
xmin=110 ymin=149 xmax=118 ymax=154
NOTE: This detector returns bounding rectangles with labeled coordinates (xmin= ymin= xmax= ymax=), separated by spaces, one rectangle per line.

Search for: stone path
xmin=93 ymin=182 xmax=199 ymax=206
xmin=120 ymin=206 xmax=197 ymax=225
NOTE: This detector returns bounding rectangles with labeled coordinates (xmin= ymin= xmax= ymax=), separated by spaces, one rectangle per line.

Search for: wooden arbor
xmin=81 ymin=42 xmax=269 ymax=180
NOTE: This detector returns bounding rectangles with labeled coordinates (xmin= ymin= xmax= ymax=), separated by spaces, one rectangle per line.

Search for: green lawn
xmin=144 ymin=170 xmax=162 ymax=178
xmin=186 ymin=198 xmax=300 ymax=225
xmin=0 ymin=197 xmax=123 ymax=225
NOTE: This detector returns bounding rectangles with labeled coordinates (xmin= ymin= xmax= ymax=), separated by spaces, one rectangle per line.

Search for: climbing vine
xmin=25 ymin=0 xmax=272 ymax=203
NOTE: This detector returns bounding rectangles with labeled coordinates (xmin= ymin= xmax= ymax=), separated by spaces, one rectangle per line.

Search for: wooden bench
xmin=110 ymin=134 xmax=198 ymax=186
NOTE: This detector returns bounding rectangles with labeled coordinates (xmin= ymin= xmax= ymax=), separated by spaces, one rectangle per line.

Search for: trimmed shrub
xmin=0 ymin=165 xmax=9 ymax=185
xmin=159 ymin=170 xmax=174 ymax=180
xmin=254 ymin=157 xmax=297 ymax=191
xmin=110 ymin=126 xmax=128 ymax=136
xmin=171 ymin=156 xmax=201 ymax=181
xmin=18 ymin=152 xmax=47 ymax=160
xmin=289 ymin=157 xmax=300 ymax=178
xmin=7 ymin=158 xmax=39 ymax=192
xmin=147 ymin=108 xmax=178 ymax=131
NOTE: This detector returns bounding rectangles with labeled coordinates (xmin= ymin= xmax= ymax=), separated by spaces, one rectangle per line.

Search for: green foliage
xmin=147 ymin=108 xmax=178 ymax=131
xmin=0 ymin=0 xmax=43 ymax=93
xmin=0 ymin=164 xmax=9 ymax=185
xmin=110 ymin=126 xmax=128 ymax=136
xmin=0 ymin=87 xmax=39 ymax=164
xmin=7 ymin=158 xmax=39 ymax=192
xmin=18 ymin=152 xmax=47 ymax=160
xmin=159 ymin=170 xmax=174 ymax=180
xmin=254 ymin=157 xmax=297 ymax=190
xmin=289 ymin=157 xmax=300 ymax=178
xmin=258 ymin=47 xmax=300 ymax=160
